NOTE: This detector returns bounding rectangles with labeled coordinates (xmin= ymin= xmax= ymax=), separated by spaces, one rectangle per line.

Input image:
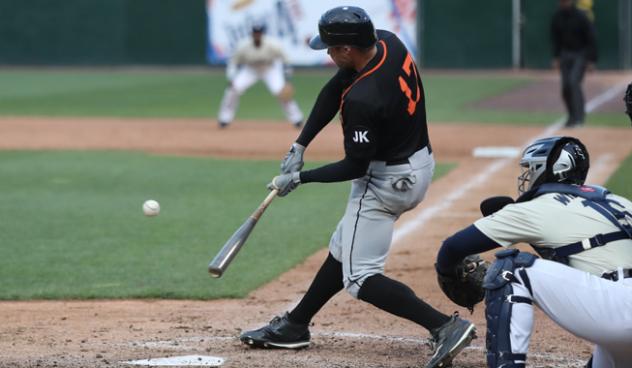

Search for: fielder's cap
xmin=309 ymin=6 xmax=377 ymax=50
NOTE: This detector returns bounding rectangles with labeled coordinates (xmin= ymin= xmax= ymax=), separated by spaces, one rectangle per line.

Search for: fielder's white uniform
xmin=218 ymin=36 xmax=303 ymax=126
xmin=475 ymin=190 xmax=632 ymax=367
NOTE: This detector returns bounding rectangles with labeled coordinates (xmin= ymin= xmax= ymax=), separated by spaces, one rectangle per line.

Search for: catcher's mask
xmin=517 ymin=136 xmax=589 ymax=194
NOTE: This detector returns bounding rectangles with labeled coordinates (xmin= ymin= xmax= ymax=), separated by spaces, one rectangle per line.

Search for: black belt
xmin=386 ymin=158 xmax=409 ymax=166
xmin=385 ymin=144 xmax=432 ymax=166
xmin=601 ymin=269 xmax=632 ymax=281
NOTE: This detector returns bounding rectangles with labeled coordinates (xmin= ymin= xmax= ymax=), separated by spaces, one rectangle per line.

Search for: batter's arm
xmin=295 ymin=69 xmax=351 ymax=147
xmin=300 ymin=155 xmax=369 ymax=183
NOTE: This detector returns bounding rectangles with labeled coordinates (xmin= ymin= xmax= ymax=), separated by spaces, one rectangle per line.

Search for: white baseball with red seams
xmin=143 ymin=200 xmax=160 ymax=217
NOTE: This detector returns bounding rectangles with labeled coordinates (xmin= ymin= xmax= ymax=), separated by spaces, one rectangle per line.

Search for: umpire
xmin=551 ymin=0 xmax=598 ymax=128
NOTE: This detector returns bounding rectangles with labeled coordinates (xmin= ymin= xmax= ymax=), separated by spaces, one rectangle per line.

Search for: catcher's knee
xmin=483 ymin=249 xmax=536 ymax=368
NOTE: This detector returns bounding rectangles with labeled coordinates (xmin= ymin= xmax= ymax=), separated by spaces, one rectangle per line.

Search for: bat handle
xmin=251 ymin=189 xmax=278 ymax=220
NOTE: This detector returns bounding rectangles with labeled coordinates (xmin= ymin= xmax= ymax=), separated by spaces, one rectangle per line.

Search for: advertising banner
xmin=207 ymin=0 xmax=416 ymax=65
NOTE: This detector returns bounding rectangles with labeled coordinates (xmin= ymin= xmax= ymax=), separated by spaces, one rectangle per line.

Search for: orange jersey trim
xmin=339 ymin=40 xmax=388 ymax=119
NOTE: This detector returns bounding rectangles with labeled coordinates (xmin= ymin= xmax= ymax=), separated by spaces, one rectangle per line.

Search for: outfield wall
xmin=419 ymin=0 xmax=629 ymax=69
xmin=0 ymin=0 xmax=207 ymax=65
xmin=0 ymin=0 xmax=628 ymax=68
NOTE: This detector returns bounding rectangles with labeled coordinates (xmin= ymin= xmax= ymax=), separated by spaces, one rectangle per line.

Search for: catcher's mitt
xmin=624 ymin=82 xmax=632 ymax=124
xmin=436 ymin=255 xmax=489 ymax=313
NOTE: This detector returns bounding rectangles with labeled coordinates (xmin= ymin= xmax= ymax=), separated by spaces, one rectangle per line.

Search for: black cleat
xmin=240 ymin=313 xmax=310 ymax=349
xmin=425 ymin=313 xmax=476 ymax=368
xmin=293 ymin=120 xmax=303 ymax=129
xmin=218 ymin=121 xmax=229 ymax=129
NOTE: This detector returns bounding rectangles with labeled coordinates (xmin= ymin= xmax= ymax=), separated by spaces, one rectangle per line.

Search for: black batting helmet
xmin=309 ymin=6 xmax=377 ymax=50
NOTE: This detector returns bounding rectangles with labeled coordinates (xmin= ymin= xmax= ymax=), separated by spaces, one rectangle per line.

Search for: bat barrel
xmin=207 ymin=217 xmax=256 ymax=278
xmin=207 ymin=190 xmax=277 ymax=279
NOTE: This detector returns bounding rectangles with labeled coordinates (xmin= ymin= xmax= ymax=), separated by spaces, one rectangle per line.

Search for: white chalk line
xmin=128 ymin=332 xmax=585 ymax=366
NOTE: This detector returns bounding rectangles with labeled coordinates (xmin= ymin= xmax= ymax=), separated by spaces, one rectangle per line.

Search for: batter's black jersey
xmin=341 ymin=30 xmax=429 ymax=163
xmin=297 ymin=30 xmax=430 ymax=184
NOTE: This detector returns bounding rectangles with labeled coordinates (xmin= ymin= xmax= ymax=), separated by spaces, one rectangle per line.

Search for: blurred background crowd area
xmin=0 ymin=0 xmax=630 ymax=70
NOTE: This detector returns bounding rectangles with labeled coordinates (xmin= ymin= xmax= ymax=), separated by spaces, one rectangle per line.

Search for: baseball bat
xmin=208 ymin=189 xmax=278 ymax=278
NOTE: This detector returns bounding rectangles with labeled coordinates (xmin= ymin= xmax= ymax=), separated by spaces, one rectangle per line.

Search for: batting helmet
xmin=309 ymin=6 xmax=377 ymax=50
xmin=518 ymin=136 xmax=590 ymax=194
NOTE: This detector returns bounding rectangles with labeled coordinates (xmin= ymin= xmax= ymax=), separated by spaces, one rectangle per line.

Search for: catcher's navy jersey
xmin=341 ymin=30 xmax=430 ymax=163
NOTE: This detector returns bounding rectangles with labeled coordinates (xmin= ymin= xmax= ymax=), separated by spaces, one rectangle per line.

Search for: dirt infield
xmin=1 ymin=113 xmax=631 ymax=368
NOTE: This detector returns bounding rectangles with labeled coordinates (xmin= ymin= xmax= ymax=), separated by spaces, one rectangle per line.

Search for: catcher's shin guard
xmin=483 ymin=249 xmax=536 ymax=368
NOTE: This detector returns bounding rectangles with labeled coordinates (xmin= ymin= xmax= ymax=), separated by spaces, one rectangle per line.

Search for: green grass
xmin=605 ymin=151 xmax=632 ymax=198
xmin=0 ymin=151 xmax=454 ymax=299
xmin=0 ymin=69 xmax=624 ymax=126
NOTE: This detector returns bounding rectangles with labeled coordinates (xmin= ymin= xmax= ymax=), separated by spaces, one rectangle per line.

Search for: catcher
xmin=435 ymin=136 xmax=632 ymax=367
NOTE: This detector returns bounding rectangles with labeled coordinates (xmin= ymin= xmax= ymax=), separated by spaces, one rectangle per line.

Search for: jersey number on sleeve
xmin=398 ymin=53 xmax=421 ymax=116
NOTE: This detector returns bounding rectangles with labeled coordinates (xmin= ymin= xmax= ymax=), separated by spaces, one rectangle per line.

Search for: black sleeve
xmin=295 ymin=69 xmax=353 ymax=147
xmin=341 ymin=98 xmax=379 ymax=161
xmin=299 ymin=155 xmax=369 ymax=183
xmin=435 ymin=225 xmax=501 ymax=274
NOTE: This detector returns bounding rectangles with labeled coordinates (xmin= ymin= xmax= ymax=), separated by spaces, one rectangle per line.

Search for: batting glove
xmin=280 ymin=143 xmax=305 ymax=174
xmin=268 ymin=172 xmax=301 ymax=197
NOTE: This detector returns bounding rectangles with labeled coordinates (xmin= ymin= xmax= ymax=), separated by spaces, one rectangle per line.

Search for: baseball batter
xmin=217 ymin=25 xmax=303 ymax=128
xmin=239 ymin=7 xmax=475 ymax=368
xmin=436 ymin=136 xmax=632 ymax=367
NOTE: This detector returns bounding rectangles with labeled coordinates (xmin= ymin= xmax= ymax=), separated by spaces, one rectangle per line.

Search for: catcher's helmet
xmin=309 ymin=6 xmax=377 ymax=50
xmin=517 ymin=136 xmax=589 ymax=194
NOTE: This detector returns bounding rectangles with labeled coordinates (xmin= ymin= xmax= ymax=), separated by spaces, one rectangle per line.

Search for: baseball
xmin=142 ymin=199 xmax=160 ymax=217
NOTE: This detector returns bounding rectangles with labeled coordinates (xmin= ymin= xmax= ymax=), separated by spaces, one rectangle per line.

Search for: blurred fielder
xmin=436 ymin=136 xmax=632 ymax=367
xmin=217 ymin=25 xmax=304 ymax=129
xmin=551 ymin=0 xmax=598 ymax=128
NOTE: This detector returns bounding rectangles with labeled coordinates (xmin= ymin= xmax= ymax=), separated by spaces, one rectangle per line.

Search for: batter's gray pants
xmin=329 ymin=147 xmax=434 ymax=298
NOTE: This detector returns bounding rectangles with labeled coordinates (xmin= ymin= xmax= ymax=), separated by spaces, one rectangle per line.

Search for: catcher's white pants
xmin=217 ymin=61 xmax=303 ymax=125
xmin=509 ymin=259 xmax=632 ymax=367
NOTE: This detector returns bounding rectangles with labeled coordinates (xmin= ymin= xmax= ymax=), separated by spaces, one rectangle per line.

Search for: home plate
xmin=125 ymin=355 xmax=224 ymax=366
xmin=472 ymin=146 xmax=521 ymax=158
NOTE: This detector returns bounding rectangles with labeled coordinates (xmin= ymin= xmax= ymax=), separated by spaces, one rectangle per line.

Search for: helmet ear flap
xmin=544 ymin=136 xmax=590 ymax=185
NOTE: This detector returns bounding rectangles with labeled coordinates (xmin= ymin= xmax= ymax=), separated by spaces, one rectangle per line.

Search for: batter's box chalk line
xmin=127 ymin=333 xmax=585 ymax=367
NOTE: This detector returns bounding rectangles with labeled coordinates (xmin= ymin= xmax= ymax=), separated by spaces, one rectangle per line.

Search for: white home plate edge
xmin=125 ymin=355 xmax=224 ymax=366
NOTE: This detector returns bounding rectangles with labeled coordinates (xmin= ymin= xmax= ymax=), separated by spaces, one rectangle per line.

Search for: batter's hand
xmin=280 ymin=143 xmax=305 ymax=174
xmin=267 ymin=172 xmax=301 ymax=197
